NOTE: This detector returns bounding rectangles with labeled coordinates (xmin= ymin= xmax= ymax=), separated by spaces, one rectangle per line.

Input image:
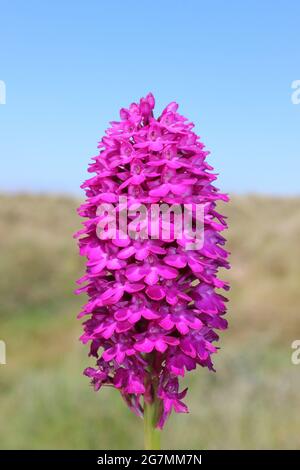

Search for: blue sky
xmin=0 ymin=0 xmax=299 ymax=195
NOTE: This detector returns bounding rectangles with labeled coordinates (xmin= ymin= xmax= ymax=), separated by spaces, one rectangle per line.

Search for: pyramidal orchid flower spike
xmin=75 ymin=93 xmax=230 ymax=449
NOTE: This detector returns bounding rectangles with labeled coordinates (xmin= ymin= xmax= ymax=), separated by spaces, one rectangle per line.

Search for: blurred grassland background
xmin=0 ymin=193 xmax=300 ymax=449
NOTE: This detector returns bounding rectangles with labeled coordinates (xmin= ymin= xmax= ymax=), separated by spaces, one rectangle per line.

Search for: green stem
xmin=144 ymin=399 xmax=161 ymax=450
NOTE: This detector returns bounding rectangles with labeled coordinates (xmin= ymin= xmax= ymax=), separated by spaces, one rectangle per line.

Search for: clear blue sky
xmin=0 ymin=0 xmax=299 ymax=195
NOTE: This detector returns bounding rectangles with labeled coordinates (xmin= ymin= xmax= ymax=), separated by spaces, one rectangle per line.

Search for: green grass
xmin=0 ymin=193 xmax=300 ymax=449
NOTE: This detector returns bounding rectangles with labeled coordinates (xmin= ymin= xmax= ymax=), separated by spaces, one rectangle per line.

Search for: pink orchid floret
xmin=75 ymin=93 xmax=230 ymax=429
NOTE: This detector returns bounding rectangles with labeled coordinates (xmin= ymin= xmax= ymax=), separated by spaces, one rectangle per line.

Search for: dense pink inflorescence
xmin=75 ymin=93 xmax=230 ymax=428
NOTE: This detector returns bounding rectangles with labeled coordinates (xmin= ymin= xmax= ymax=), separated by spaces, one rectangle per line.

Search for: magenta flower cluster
xmin=75 ymin=93 xmax=230 ymax=428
